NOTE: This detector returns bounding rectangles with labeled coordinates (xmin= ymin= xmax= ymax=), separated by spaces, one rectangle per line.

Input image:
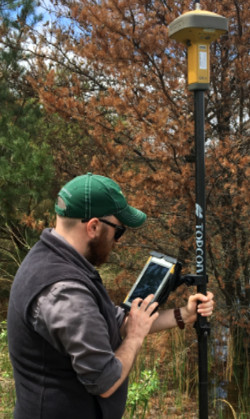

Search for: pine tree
xmin=0 ymin=0 xmax=54 ymax=281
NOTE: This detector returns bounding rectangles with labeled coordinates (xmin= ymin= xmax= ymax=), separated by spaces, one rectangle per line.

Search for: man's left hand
xmin=181 ymin=291 xmax=214 ymax=325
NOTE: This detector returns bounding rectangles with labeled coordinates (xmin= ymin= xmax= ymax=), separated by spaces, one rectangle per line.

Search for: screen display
xmin=128 ymin=262 xmax=170 ymax=302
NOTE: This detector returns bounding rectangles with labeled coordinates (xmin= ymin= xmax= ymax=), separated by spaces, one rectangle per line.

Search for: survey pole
xmin=169 ymin=3 xmax=228 ymax=418
xmin=194 ymin=88 xmax=209 ymax=418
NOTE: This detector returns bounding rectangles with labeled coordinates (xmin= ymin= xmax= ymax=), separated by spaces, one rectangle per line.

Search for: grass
xmin=0 ymin=321 xmax=15 ymax=419
xmin=123 ymin=330 xmax=200 ymax=418
xmin=0 ymin=319 xmax=249 ymax=419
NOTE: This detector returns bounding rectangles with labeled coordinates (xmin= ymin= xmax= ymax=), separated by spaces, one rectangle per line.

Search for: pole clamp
xmin=181 ymin=274 xmax=208 ymax=286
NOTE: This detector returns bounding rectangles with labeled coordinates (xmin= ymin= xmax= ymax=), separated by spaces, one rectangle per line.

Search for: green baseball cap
xmin=55 ymin=173 xmax=147 ymax=228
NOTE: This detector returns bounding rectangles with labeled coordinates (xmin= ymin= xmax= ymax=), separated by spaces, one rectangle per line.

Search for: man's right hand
xmin=124 ymin=295 xmax=159 ymax=344
xmin=100 ymin=295 xmax=159 ymax=398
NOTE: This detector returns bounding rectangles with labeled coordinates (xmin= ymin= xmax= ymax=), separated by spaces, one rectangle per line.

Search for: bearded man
xmin=8 ymin=173 xmax=214 ymax=419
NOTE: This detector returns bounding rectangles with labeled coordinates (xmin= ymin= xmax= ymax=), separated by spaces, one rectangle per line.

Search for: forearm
xmin=149 ymin=291 xmax=214 ymax=334
xmin=100 ymin=335 xmax=143 ymax=398
xmin=149 ymin=308 xmax=177 ymax=333
xmin=150 ymin=307 xmax=196 ymax=334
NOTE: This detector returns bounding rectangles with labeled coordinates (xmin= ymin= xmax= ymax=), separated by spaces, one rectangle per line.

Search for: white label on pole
xmin=196 ymin=203 xmax=203 ymax=219
xmin=199 ymin=50 xmax=207 ymax=70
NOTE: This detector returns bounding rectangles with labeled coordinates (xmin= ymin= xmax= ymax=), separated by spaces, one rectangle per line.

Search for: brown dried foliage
xmin=26 ymin=0 xmax=249 ymax=329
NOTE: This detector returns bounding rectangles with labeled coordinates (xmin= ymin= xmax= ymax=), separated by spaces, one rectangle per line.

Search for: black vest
xmin=7 ymin=229 xmax=128 ymax=419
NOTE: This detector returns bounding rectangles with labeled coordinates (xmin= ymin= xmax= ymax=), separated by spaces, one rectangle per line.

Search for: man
xmin=8 ymin=172 xmax=214 ymax=419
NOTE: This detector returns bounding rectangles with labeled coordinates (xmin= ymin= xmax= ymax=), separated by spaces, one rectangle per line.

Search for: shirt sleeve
xmin=31 ymin=281 xmax=123 ymax=395
xmin=115 ymin=305 xmax=126 ymax=329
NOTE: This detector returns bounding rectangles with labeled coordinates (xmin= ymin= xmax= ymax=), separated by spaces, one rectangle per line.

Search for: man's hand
xmin=181 ymin=291 xmax=214 ymax=325
xmin=125 ymin=294 xmax=159 ymax=344
xmin=100 ymin=295 xmax=158 ymax=398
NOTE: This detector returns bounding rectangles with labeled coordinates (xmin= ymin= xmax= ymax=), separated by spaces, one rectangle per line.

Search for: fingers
xmin=197 ymin=292 xmax=214 ymax=317
xmin=131 ymin=297 xmax=143 ymax=309
xmin=197 ymin=301 xmax=214 ymax=316
xmin=189 ymin=291 xmax=213 ymax=303
xmin=141 ymin=294 xmax=159 ymax=312
xmin=187 ymin=291 xmax=214 ymax=319
xmin=127 ymin=295 xmax=159 ymax=340
xmin=132 ymin=295 xmax=158 ymax=313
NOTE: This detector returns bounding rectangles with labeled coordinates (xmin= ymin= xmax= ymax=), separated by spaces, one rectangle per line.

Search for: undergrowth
xmin=0 ymin=320 xmax=248 ymax=419
xmin=0 ymin=321 xmax=15 ymax=419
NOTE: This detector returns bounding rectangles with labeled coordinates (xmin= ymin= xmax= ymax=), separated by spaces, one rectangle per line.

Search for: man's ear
xmin=85 ymin=218 xmax=100 ymax=239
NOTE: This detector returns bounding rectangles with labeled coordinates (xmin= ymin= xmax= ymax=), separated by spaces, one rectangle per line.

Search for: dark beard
xmin=85 ymin=227 xmax=112 ymax=267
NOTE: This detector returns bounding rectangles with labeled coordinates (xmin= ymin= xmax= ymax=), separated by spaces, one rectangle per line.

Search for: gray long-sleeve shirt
xmin=29 ymin=231 xmax=126 ymax=395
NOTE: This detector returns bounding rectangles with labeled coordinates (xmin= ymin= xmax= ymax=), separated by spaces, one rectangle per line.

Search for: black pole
xmin=194 ymin=90 xmax=210 ymax=419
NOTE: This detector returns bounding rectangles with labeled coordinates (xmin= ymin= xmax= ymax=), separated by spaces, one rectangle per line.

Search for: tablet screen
xmin=127 ymin=261 xmax=170 ymax=302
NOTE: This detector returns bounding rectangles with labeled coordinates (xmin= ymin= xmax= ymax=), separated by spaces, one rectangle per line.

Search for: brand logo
xmin=196 ymin=223 xmax=204 ymax=274
xmin=195 ymin=203 xmax=203 ymax=219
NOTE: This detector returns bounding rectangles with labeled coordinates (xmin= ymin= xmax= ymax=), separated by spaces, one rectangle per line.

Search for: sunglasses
xmin=81 ymin=218 xmax=126 ymax=241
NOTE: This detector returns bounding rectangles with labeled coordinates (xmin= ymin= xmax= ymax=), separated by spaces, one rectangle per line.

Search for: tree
xmin=11 ymin=0 xmax=250 ymax=372
xmin=0 ymin=0 xmax=55 ymax=284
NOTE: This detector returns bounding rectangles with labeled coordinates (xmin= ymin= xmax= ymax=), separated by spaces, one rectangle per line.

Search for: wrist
xmin=123 ymin=334 xmax=144 ymax=354
xmin=180 ymin=306 xmax=196 ymax=325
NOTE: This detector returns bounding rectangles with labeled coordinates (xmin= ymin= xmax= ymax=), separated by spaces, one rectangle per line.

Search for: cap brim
xmin=116 ymin=205 xmax=147 ymax=228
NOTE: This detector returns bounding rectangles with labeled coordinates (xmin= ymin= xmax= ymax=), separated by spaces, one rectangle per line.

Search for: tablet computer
xmin=121 ymin=252 xmax=182 ymax=312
